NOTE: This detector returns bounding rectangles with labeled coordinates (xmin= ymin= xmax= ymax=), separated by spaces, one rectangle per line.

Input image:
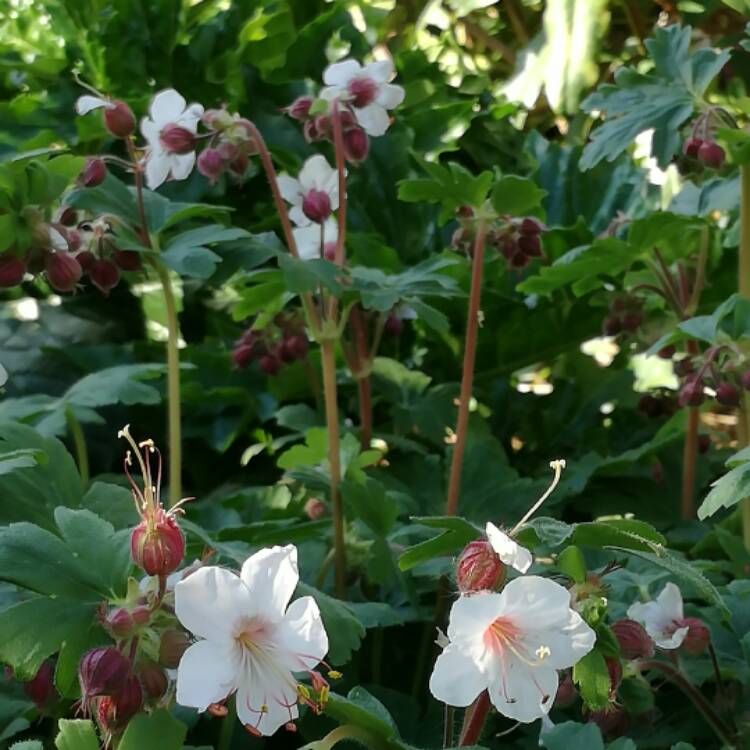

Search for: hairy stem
xmin=330 ymin=100 xmax=348 ymax=268
xmin=740 ymin=165 xmax=750 ymax=549
xmin=321 ymin=338 xmax=346 ymax=599
xmin=681 ymin=338 xmax=700 ymax=520
xmin=459 ymin=690 xmax=491 ymax=746
xmin=66 ymin=409 xmax=89 ymax=488
xmin=445 ymin=223 xmax=487 ymax=516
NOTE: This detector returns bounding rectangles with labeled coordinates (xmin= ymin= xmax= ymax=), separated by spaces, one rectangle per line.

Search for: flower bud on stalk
xmin=96 ymin=675 xmax=143 ymax=733
xmin=79 ymin=647 xmax=131 ymax=699
xmin=103 ymin=100 xmax=136 ymax=138
xmin=79 ymin=158 xmax=107 ymax=187
xmin=197 ymin=148 xmax=225 ymax=183
xmin=159 ymin=629 xmax=190 ymax=669
xmin=23 ymin=659 xmax=59 ymax=710
xmin=160 ymin=124 xmax=197 ymax=155
xmin=304 ymin=497 xmax=326 ymax=520
xmin=0 ymin=253 xmax=26 ymax=287
xmin=120 ymin=426 xmax=186 ymax=577
xmin=342 ymin=126 xmax=370 ymax=162
xmin=90 ymin=259 xmax=120 ymax=296
xmin=680 ymin=617 xmax=710 ymax=655
xmin=45 ymin=252 xmax=82 ymax=293
xmin=611 ymin=619 xmax=654 ymax=660
xmin=138 ymin=661 xmax=168 ymax=699
xmin=286 ymin=96 xmax=314 ymax=121
xmin=113 ymin=250 xmax=142 ymax=272
xmin=455 ymin=540 xmax=507 ymax=593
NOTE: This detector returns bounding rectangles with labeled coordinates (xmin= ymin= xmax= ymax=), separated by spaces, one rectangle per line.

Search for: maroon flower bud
xmin=197 ymin=148 xmax=225 ymax=183
xmin=112 ymin=250 xmax=142 ymax=272
xmin=498 ymin=237 xmax=517 ymax=260
xmin=216 ymin=141 xmax=239 ymax=162
xmin=0 ymin=253 xmax=26 ymax=287
xmin=66 ymin=229 xmax=82 ymax=253
xmin=304 ymin=118 xmax=324 ymax=143
xmin=59 ymin=207 xmax=78 ymax=226
xmin=384 ymin=313 xmax=403 ymax=336
xmin=673 ymin=357 xmax=694 ymax=377
xmin=697 ymin=141 xmax=725 ymax=169
xmin=343 ymin=127 xmax=370 ymax=162
xmin=229 ymin=153 xmax=249 ymax=177
xmin=742 ymin=370 xmax=750 ymax=391
xmin=103 ymin=100 xmax=136 ymax=138
xmin=518 ymin=233 xmax=542 ymax=257
xmin=285 ymin=334 xmax=309 ymax=360
xmin=323 ymin=242 xmax=337 ymax=261
xmin=260 ymin=354 xmax=282 ymax=376
xmin=456 ymin=205 xmax=475 ymax=220
xmin=683 ymin=137 xmax=703 ymax=158
xmin=680 ymin=617 xmax=710 ymax=655
xmin=23 ymin=659 xmax=58 ymax=710
xmin=45 ymin=252 xmax=82 ymax=293
xmin=348 ymin=77 xmax=379 ymax=108
xmin=554 ymin=671 xmax=577 ymax=708
xmin=698 ymin=433 xmax=711 ymax=454
xmin=621 ymin=312 xmax=643 ymax=332
xmin=612 ymin=619 xmax=654 ymax=660
xmin=637 ymin=394 xmax=660 ymax=418
xmin=159 ymin=630 xmax=190 ymax=669
xmin=286 ymin=96 xmax=314 ymax=121
xmin=510 ymin=251 xmax=530 ymax=268
xmin=716 ymin=382 xmax=740 ymax=407
xmin=76 ymin=251 xmax=96 ymax=272
xmin=138 ymin=661 xmax=168 ymax=699
xmin=304 ymin=497 xmax=326 ymax=520
xmin=104 ymin=607 xmax=136 ymax=638
xmin=302 ymin=189 xmax=332 ymax=223
xmin=602 ymin=316 xmax=622 ymax=336
xmin=657 ymin=345 xmax=676 ymax=359
xmin=159 ymin=123 xmax=196 ymax=155
xmin=80 ymin=158 xmax=107 ymax=188
xmin=89 ymin=259 xmax=120 ymax=295
xmin=519 ymin=217 xmax=543 ymax=236
xmin=79 ymin=647 xmax=131 ymax=699
xmin=455 ymin=540 xmax=506 ymax=593
xmin=588 ymin=705 xmax=629 ymax=739
xmin=96 ymin=675 xmax=143 ymax=732
xmin=679 ymin=378 xmax=704 ymax=407
xmin=131 ymin=508 xmax=185 ymax=577
xmin=202 ymin=108 xmax=233 ymax=130
xmin=232 ymin=343 xmax=255 ymax=369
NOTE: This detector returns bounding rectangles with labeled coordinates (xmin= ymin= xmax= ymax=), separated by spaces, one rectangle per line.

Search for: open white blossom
xmin=321 ymin=59 xmax=405 ymax=137
xmin=140 ymin=89 xmax=204 ymax=189
xmin=429 ymin=576 xmax=595 ymax=723
xmin=175 ymin=545 xmax=328 ymax=735
xmin=277 ymin=155 xmax=340 ymax=227
xmin=292 ymin=217 xmax=338 ymax=261
xmin=485 ymin=522 xmax=532 ymax=574
xmin=627 ymin=582 xmax=689 ymax=650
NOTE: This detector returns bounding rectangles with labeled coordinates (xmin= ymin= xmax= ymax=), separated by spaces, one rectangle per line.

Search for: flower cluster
xmin=232 ymin=313 xmax=310 ymax=375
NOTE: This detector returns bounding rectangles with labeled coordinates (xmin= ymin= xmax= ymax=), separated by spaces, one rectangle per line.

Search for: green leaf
xmin=118 ymin=709 xmax=187 ymax=750
xmin=63 ymin=364 xmax=167 ymax=409
xmin=161 ymin=225 xmax=249 ymax=278
xmin=343 ymin=478 xmax=399 ymax=536
xmin=398 ymin=516 xmax=480 ymax=571
xmin=0 ymin=448 xmax=45 ymax=476
xmin=278 ymin=254 xmax=343 ymax=296
xmin=64 ymin=174 xmax=139 ymax=226
xmin=558 ymin=545 xmax=587 ymax=583
xmin=10 ymin=742 xmax=44 ymax=750
xmin=698 ymin=460 xmax=750 ymax=520
xmin=516 ymin=516 xmax=574 ymax=547
xmin=491 ymin=175 xmax=546 ymax=216
xmin=325 ymin=687 xmax=398 ymax=741
xmin=573 ymin=649 xmax=611 ymax=711
xmin=55 ymin=720 xmax=100 ymax=750
xmin=542 ymin=721 xmax=604 ymax=750
xmin=572 ymin=519 xmax=666 ymax=553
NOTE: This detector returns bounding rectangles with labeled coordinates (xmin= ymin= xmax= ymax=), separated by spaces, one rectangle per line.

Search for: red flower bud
xmin=588 ymin=705 xmax=629 ymax=739
xmin=112 ymin=250 xmax=142 ymax=272
xmin=79 ymin=647 xmax=131 ymax=699
xmin=76 ymin=251 xmax=96 ymax=272
xmin=59 ymin=207 xmax=78 ymax=226
xmin=602 ymin=316 xmax=622 ymax=336
xmin=455 ymin=540 xmax=506 ymax=593
xmin=80 ymin=158 xmax=107 ymax=188
xmin=519 ymin=217 xmax=543 ymax=236
xmin=683 ymin=137 xmax=703 ymax=158
xmin=23 ymin=659 xmax=59 ymax=710
xmin=96 ymin=675 xmax=143 ymax=732
xmin=232 ymin=343 xmax=255 ymax=368
xmin=260 ymin=354 xmax=282 ymax=376
xmin=302 ymin=189 xmax=332 ymax=223
xmin=697 ymin=141 xmax=725 ymax=169
xmin=342 ymin=127 xmax=370 ymax=162
xmin=103 ymin=100 xmax=136 ymax=138
xmin=384 ymin=313 xmax=403 ymax=336
xmin=679 ymin=617 xmax=710 ymax=655
xmin=89 ymin=259 xmax=120 ymax=295
xmin=554 ymin=671 xmax=577 ymax=708
xmin=131 ymin=508 xmax=185 ymax=577
xmin=612 ymin=619 xmax=654 ymax=660
xmin=304 ymin=498 xmax=326 ymax=520
xmin=217 ymin=142 xmax=239 ymax=162
xmin=0 ymin=253 xmax=26 ymax=287
xmin=104 ymin=607 xmax=136 ymax=638
xmin=286 ymin=96 xmax=314 ymax=121
xmin=284 ymin=334 xmax=309 ymax=361
xmin=159 ymin=123 xmax=197 ymax=155
xmin=197 ymin=148 xmax=225 ymax=183
xmin=716 ymin=382 xmax=740 ymax=407
xmin=45 ymin=252 xmax=82 ymax=293
xmin=229 ymin=153 xmax=249 ymax=177
xmin=518 ymin=233 xmax=542 ymax=257
xmin=679 ymin=378 xmax=704 ymax=407
xmin=138 ymin=661 xmax=168 ymax=699
xmin=159 ymin=630 xmax=190 ymax=669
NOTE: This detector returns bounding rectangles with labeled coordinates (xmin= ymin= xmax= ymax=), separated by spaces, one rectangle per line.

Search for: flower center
xmin=159 ymin=123 xmax=196 ymax=155
xmin=348 ymin=77 xmax=378 ymax=108
xmin=235 ymin=617 xmax=272 ymax=654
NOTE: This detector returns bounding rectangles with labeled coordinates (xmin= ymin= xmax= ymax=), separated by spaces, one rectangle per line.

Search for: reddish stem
xmin=459 ymin=691 xmax=490 ymax=746
xmin=445 ymin=223 xmax=488 ymax=516
xmin=681 ymin=339 xmax=700 ymax=520
xmin=330 ymin=100 xmax=348 ymax=268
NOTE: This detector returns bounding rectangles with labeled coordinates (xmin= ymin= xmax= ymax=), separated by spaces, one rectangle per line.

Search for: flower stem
xmin=217 ymin=697 xmax=236 ymax=750
xmin=640 ymin=660 xmax=735 ymax=746
xmin=330 ymin=100 xmax=347 ymax=267
xmin=739 ymin=165 xmax=750 ymax=549
xmin=445 ymin=223 xmax=488 ymax=516
xmin=153 ymin=260 xmax=182 ymax=507
xmin=304 ymin=724 xmax=385 ymax=750
xmin=459 ymin=690 xmax=490 ymax=746
xmin=681 ymin=405 xmax=699 ymax=520
xmin=321 ymin=338 xmax=346 ymax=599
xmin=66 ymin=408 xmax=89 ymax=489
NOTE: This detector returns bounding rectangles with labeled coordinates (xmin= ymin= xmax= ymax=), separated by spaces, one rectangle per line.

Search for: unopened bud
xmin=683 ymin=137 xmax=703 ymax=158
xmin=455 ymin=540 xmax=506 ymax=593
xmin=138 ymin=661 xmax=168 ymax=699
xmin=612 ymin=619 xmax=654 ymax=660
xmin=112 ymin=250 xmax=142 ymax=272
xmin=554 ymin=671 xmax=577 ymax=708
xmin=697 ymin=141 xmax=725 ymax=169
xmin=202 ymin=108 xmax=234 ymax=131
xmin=680 ymin=617 xmax=710 ymax=655
xmin=79 ymin=647 xmax=131 ymax=699
xmin=588 ymin=705 xmax=629 ymax=739
xmin=104 ymin=607 xmax=136 ymax=638
xmin=89 ymin=259 xmax=120 ymax=295
xmin=716 ymin=382 xmax=740 ymax=407
xmin=286 ymin=96 xmax=314 ymax=121
xmin=342 ymin=127 xmax=370 ymax=162
xmin=96 ymin=675 xmax=143 ymax=732
xmin=159 ymin=630 xmax=190 ymax=669
xmin=384 ymin=313 xmax=403 ymax=336
xmin=80 ymin=158 xmax=107 ymax=188
xmin=131 ymin=509 xmax=185 ymax=577
xmin=103 ymin=100 xmax=136 ymax=138
xmin=232 ymin=343 xmax=255 ymax=369
xmin=304 ymin=498 xmax=326 ymax=520
xmin=679 ymin=379 xmax=704 ymax=408
xmin=23 ymin=659 xmax=58 ymax=710
xmin=197 ymin=148 xmax=225 ymax=183
xmin=45 ymin=252 xmax=82 ymax=293
xmin=159 ymin=124 xmax=197 ymax=155
xmin=260 ymin=354 xmax=281 ymax=376
xmin=0 ymin=253 xmax=26 ymax=287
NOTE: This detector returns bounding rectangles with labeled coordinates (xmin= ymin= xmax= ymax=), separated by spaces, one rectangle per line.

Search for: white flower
xmin=140 ymin=89 xmax=204 ymax=189
xmin=626 ymin=582 xmax=689 ymax=650
xmin=174 ymin=545 xmax=328 ymax=736
xmin=277 ymin=155 xmax=341 ymax=227
xmin=485 ymin=522 xmax=532 ymax=574
xmin=292 ymin=217 xmax=338 ymax=261
xmin=429 ymin=576 xmax=595 ymax=724
xmin=75 ymin=95 xmax=116 ymax=115
xmin=321 ymin=59 xmax=405 ymax=137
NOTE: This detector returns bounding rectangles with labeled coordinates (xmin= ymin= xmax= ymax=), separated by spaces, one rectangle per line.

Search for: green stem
xmin=217 ymin=697 xmax=236 ymax=750
xmin=740 ymin=165 xmax=750 ymax=550
xmin=459 ymin=690 xmax=490 ymax=746
xmin=153 ymin=261 xmax=182 ymax=507
xmin=66 ymin=409 xmax=89 ymax=488
xmin=303 ymin=724 xmax=386 ymax=750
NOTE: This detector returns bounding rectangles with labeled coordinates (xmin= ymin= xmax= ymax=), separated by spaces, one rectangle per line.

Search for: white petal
xmin=323 ymin=59 xmax=361 ymax=87
xmin=275 ymin=595 xmax=328 ymax=673
xmin=521 ymin=610 xmax=596 ymax=670
xmin=446 ymin=592 xmax=503 ymax=645
xmin=277 ymin=174 xmax=303 ymax=206
xmin=48 ymin=227 xmax=69 ymax=252
xmin=144 ymin=150 xmax=171 ymax=189
xmin=363 ymin=59 xmax=394 ymax=84
xmin=169 ymin=151 xmax=196 ymax=181
xmin=150 ymin=88 xmax=187 ymax=126
xmin=627 ymin=586 xmax=684 ymax=647
xmin=499 ymin=576 xmax=574 ymax=632
xmin=140 ymin=117 xmax=161 ymax=147
xmin=655 ymin=625 xmax=688 ymax=650
xmin=656 ymin=582 xmax=684 ymax=622
xmin=288 ymin=205 xmax=310 ymax=227
xmin=293 ymin=218 xmax=337 ymax=261
xmin=177 ymin=103 xmax=205 ymax=131
xmin=376 ymin=83 xmax=406 ymax=110
xmin=235 ymin=660 xmax=298 ymax=736
xmin=487 ymin=658 xmax=557 ymax=723
xmin=299 ymin=154 xmax=336 ymax=193
xmin=76 ymin=95 xmax=112 ymax=115
xmin=485 ymin=522 xmax=532 ymax=574
xmin=319 ymin=86 xmax=340 ymax=102
xmin=240 ymin=545 xmax=299 ymax=620
xmin=175 ymin=565 xmax=252 ymax=641
xmin=354 ymin=103 xmax=390 ymax=137
xmin=429 ymin=643 xmax=486 ymax=707
xmin=176 ymin=640 xmax=240 ymax=711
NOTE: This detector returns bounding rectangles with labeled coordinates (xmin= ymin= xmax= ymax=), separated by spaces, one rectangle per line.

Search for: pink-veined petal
xmin=446 ymin=591 xmax=503 ymax=645
xmin=76 ymin=95 xmax=112 ymax=115
xmin=150 ymin=88 xmax=188 ymax=127
xmin=175 ymin=565 xmax=252 ymax=641
xmin=240 ymin=545 xmax=299 ymax=620
xmin=323 ymin=59 xmax=361 ymax=87
xmin=169 ymin=151 xmax=196 ymax=181
xmin=144 ymin=151 xmax=171 ymax=190
xmin=177 ymin=103 xmax=205 ymax=131
xmin=485 ymin=522 xmax=532 ymax=574
xmin=363 ymin=59 xmax=394 ymax=84
xmin=429 ymin=643 xmax=486 ymax=707
xmin=235 ymin=659 xmax=298 ymax=736
xmin=175 ymin=639 xmax=240 ymax=711
xmin=354 ymin=103 xmax=390 ymax=137
xmin=520 ymin=610 xmax=596 ymax=670
xmin=275 ymin=595 xmax=328 ymax=673
xmin=487 ymin=657 xmax=557 ymax=723
xmin=499 ymin=576 xmax=574 ymax=632
xmin=376 ymin=83 xmax=405 ymax=110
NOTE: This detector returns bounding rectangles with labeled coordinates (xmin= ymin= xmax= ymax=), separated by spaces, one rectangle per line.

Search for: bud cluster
xmin=195 ymin=109 xmax=260 ymax=183
xmin=602 ymin=295 xmax=643 ymax=337
xmin=232 ymin=313 xmax=310 ymax=376
xmin=488 ymin=217 xmax=545 ymax=269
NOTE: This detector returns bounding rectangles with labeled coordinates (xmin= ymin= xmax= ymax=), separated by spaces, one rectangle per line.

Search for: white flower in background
xmin=485 ymin=522 xmax=532 ymax=574
xmin=429 ymin=576 xmax=595 ymax=723
xmin=627 ymin=582 xmax=689 ymax=650
xmin=277 ymin=155 xmax=341 ymax=226
xmin=140 ymin=89 xmax=204 ymax=189
xmin=0 ymin=363 xmax=7 ymax=388
xmin=175 ymin=545 xmax=328 ymax=736
xmin=292 ymin=217 xmax=338 ymax=262
xmin=321 ymin=59 xmax=405 ymax=137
